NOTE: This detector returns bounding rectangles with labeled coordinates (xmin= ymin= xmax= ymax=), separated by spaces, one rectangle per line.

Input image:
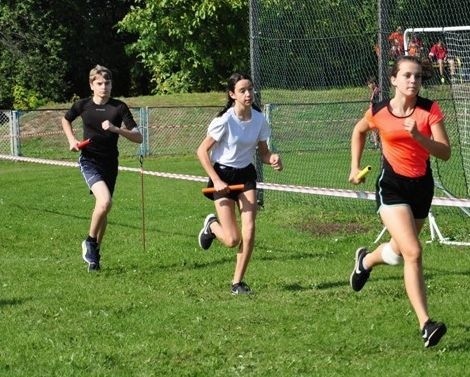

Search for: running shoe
xmin=422 ymin=320 xmax=447 ymax=348
xmin=231 ymin=281 xmax=252 ymax=295
xmin=350 ymin=247 xmax=371 ymax=291
xmin=198 ymin=214 xmax=217 ymax=250
xmin=82 ymin=240 xmax=100 ymax=271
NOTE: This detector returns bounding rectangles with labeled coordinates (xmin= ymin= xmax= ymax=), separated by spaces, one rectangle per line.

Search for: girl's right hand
xmin=213 ymin=179 xmax=229 ymax=193
xmin=348 ymin=169 xmax=362 ymax=185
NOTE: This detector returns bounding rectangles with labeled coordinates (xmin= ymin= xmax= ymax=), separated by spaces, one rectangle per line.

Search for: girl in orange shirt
xmin=348 ymin=56 xmax=451 ymax=348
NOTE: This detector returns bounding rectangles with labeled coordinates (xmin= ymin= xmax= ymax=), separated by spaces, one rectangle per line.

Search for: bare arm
xmin=404 ymin=118 xmax=451 ymax=161
xmin=196 ymin=135 xmax=228 ymax=192
xmin=101 ymin=120 xmax=143 ymax=144
xmin=257 ymin=140 xmax=283 ymax=171
xmin=61 ymin=117 xmax=80 ymax=151
xmin=349 ymin=117 xmax=369 ymax=184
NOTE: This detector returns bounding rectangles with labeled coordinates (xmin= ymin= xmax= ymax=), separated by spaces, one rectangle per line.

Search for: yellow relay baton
xmin=356 ymin=165 xmax=372 ymax=180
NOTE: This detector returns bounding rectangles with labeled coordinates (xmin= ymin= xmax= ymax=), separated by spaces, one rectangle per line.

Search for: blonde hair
xmin=89 ymin=65 xmax=112 ymax=83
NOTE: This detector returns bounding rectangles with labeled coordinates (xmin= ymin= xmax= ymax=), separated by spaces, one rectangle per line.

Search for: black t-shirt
xmin=64 ymin=97 xmax=137 ymax=159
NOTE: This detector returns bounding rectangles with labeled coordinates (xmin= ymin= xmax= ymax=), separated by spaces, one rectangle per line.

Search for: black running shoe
xmin=82 ymin=240 xmax=100 ymax=272
xmin=350 ymin=247 xmax=371 ymax=291
xmin=231 ymin=281 xmax=252 ymax=295
xmin=198 ymin=214 xmax=217 ymax=250
xmin=422 ymin=320 xmax=447 ymax=348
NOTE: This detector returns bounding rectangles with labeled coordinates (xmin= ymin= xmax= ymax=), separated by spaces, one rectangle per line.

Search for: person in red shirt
xmin=428 ymin=40 xmax=455 ymax=82
xmin=388 ymin=26 xmax=404 ymax=59
xmin=349 ymin=56 xmax=451 ymax=348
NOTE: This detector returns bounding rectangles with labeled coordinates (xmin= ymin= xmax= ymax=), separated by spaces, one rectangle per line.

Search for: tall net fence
xmin=249 ymin=0 xmax=470 ymax=243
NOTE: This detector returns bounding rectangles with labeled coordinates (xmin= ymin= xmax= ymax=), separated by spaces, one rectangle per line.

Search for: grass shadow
xmin=0 ymin=297 xmax=31 ymax=307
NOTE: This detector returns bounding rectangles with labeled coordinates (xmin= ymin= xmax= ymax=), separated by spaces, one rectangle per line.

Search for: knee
xmin=401 ymin=246 xmax=422 ymax=264
xmin=96 ymin=198 xmax=112 ymax=214
xmin=224 ymin=234 xmax=241 ymax=248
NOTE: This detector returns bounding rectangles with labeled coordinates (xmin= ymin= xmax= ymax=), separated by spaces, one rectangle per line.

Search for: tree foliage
xmin=0 ymin=0 xmax=140 ymax=109
xmin=0 ymin=1 xmax=66 ymax=108
xmin=118 ymin=0 xmax=249 ymax=94
xmin=1 ymin=0 xmax=469 ymax=108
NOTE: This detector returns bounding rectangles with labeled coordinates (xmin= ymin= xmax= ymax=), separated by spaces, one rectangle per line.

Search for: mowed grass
xmin=1 ymin=160 xmax=469 ymax=377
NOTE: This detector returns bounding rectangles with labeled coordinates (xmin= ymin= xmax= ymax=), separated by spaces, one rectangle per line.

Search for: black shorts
xmin=204 ymin=163 xmax=257 ymax=201
xmin=376 ymin=165 xmax=434 ymax=219
xmin=79 ymin=155 xmax=118 ymax=196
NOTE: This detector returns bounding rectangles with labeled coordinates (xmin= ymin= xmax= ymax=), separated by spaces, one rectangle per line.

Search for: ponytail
xmin=217 ymin=99 xmax=234 ymax=117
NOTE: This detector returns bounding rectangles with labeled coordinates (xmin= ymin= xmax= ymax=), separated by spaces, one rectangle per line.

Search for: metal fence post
xmin=139 ymin=106 xmax=150 ymax=156
xmin=10 ymin=110 xmax=21 ymax=156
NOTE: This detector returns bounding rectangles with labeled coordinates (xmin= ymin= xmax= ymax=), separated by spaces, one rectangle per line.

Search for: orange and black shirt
xmin=365 ymin=96 xmax=444 ymax=178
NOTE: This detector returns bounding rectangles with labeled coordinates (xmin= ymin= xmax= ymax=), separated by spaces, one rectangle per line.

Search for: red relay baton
xmin=76 ymin=139 xmax=91 ymax=150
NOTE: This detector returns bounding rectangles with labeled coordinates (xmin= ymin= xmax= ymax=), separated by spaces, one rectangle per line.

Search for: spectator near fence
xmin=428 ymin=40 xmax=455 ymax=83
xmin=388 ymin=26 xmax=404 ymax=60
xmin=407 ymin=36 xmax=423 ymax=58
xmin=366 ymin=77 xmax=381 ymax=148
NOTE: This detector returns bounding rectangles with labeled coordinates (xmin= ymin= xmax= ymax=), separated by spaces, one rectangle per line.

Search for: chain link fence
xmin=0 ymin=107 xmax=218 ymax=162
xmin=1 ymin=104 xmax=469 ymax=242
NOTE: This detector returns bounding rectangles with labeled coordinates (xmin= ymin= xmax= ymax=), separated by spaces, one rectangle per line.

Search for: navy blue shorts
xmin=204 ymin=163 xmax=257 ymax=201
xmin=79 ymin=155 xmax=118 ymax=196
xmin=376 ymin=164 xmax=434 ymax=219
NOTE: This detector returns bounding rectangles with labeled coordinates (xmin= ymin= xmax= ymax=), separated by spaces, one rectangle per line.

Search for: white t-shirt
xmin=208 ymin=107 xmax=271 ymax=168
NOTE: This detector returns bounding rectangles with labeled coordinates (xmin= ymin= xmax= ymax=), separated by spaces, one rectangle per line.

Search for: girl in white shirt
xmin=197 ymin=73 xmax=282 ymax=295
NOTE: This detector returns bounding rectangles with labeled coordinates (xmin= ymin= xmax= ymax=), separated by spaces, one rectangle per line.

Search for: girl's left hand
xmin=270 ymin=154 xmax=283 ymax=171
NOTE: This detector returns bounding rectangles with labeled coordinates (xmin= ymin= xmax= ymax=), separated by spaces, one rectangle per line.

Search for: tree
xmin=59 ymin=0 xmax=146 ymax=99
xmin=118 ymin=0 xmax=249 ymax=94
xmin=0 ymin=0 xmax=142 ymax=109
xmin=0 ymin=1 xmax=66 ymax=108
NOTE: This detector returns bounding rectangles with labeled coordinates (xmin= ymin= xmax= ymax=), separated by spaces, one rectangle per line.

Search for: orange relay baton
xmin=202 ymin=184 xmax=245 ymax=194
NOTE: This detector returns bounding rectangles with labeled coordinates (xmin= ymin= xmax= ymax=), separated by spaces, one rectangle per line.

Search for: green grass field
xmin=1 ymin=160 xmax=469 ymax=377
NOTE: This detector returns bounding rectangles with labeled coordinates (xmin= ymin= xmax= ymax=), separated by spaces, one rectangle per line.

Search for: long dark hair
xmin=217 ymin=73 xmax=262 ymax=117
xmin=390 ymin=55 xmax=433 ymax=81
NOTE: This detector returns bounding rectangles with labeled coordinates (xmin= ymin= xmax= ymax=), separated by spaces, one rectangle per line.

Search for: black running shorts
xmin=204 ymin=163 xmax=257 ymax=201
xmin=79 ymin=155 xmax=118 ymax=196
xmin=376 ymin=164 xmax=434 ymax=219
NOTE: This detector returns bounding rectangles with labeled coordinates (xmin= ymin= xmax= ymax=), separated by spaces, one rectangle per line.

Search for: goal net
xmin=446 ymin=29 xmax=470 ymax=198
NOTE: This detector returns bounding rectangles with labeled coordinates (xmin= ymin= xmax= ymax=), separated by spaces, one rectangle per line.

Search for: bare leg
xmin=448 ymin=59 xmax=456 ymax=76
xmin=211 ymin=198 xmax=240 ymax=248
xmin=438 ymin=59 xmax=445 ymax=77
xmin=364 ymin=205 xmax=429 ymax=328
xmin=210 ymin=190 xmax=257 ymax=284
xmin=232 ymin=190 xmax=257 ymax=284
xmin=89 ymin=181 xmax=113 ymax=244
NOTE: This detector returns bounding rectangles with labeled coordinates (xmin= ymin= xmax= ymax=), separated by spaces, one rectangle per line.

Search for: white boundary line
xmin=1 ymin=154 xmax=470 ymax=208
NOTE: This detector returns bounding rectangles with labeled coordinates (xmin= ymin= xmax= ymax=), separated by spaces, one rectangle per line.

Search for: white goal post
xmin=403 ymin=26 xmax=470 ymax=55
